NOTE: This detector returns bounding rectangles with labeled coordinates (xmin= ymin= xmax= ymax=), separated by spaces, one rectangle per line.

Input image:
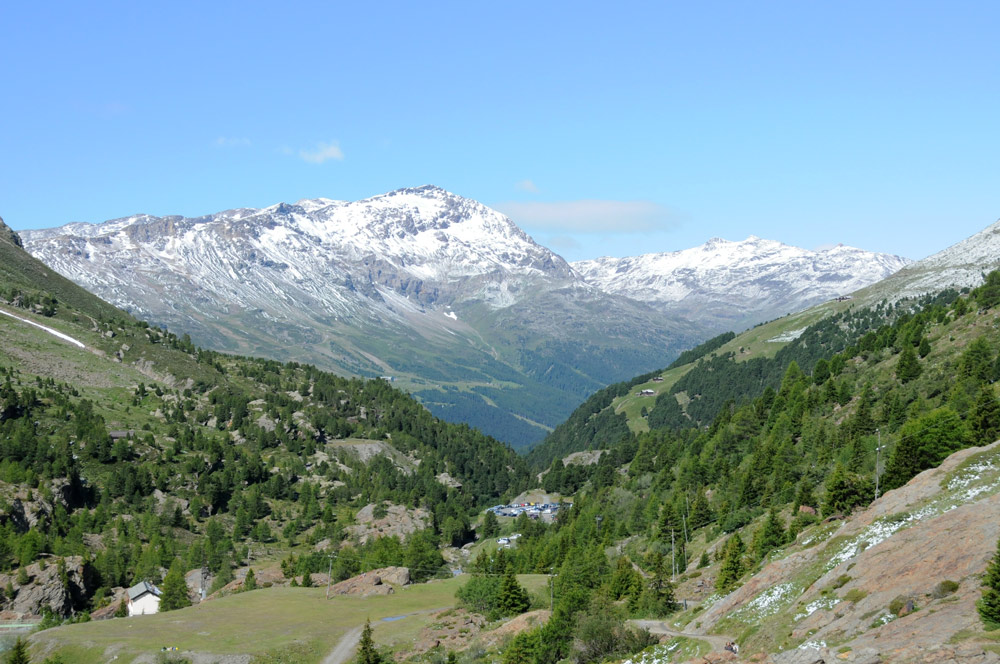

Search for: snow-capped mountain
xmin=18 ymin=185 xmax=910 ymax=447
xmin=21 ymin=186 xmax=698 ymax=448
xmin=851 ymin=218 xmax=1000 ymax=304
xmin=573 ymin=237 xmax=910 ymax=329
xmin=22 ymin=186 xmax=576 ymax=319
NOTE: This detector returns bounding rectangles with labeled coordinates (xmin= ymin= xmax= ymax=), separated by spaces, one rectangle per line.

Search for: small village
xmin=486 ymin=501 xmax=571 ymax=522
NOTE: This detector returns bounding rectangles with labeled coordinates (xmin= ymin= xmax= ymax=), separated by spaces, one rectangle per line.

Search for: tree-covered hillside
xmin=0 ymin=222 xmax=529 ymax=618
xmin=458 ymin=274 xmax=1000 ymax=664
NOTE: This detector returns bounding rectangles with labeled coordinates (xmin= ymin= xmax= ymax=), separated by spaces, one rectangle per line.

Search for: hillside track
xmin=322 ymin=626 xmax=364 ymax=664
xmin=630 ymin=619 xmax=734 ymax=653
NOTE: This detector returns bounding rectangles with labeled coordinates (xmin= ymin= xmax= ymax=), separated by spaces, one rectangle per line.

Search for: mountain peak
xmin=0 ymin=215 xmax=24 ymax=248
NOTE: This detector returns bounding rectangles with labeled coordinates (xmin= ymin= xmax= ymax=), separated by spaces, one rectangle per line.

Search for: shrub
xmin=831 ymin=575 xmax=851 ymax=590
xmin=932 ymin=580 xmax=959 ymax=599
xmin=843 ymin=588 xmax=868 ymax=603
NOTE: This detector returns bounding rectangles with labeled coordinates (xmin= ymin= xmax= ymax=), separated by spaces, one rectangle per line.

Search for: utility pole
xmin=671 ymin=530 xmax=677 ymax=583
xmin=325 ymin=554 xmax=334 ymax=600
xmin=874 ymin=428 xmax=883 ymax=500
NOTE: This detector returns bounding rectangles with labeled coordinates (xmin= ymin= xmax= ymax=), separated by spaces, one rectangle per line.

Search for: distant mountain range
xmin=19 ymin=186 xmax=908 ymax=448
xmin=573 ymin=236 xmax=909 ymax=330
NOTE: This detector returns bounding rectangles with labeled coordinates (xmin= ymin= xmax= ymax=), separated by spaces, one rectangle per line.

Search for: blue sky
xmin=2 ymin=1 xmax=997 ymax=262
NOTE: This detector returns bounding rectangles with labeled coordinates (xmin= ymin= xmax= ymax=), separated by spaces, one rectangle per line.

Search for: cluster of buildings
xmin=486 ymin=501 xmax=571 ymax=521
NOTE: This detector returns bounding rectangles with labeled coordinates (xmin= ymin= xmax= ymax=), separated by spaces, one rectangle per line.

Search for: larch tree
xmin=978 ymin=537 xmax=1000 ymax=629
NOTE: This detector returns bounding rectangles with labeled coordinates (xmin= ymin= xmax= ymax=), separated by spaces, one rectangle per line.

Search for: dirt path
xmin=322 ymin=626 xmax=363 ymax=664
xmin=629 ymin=619 xmax=735 ymax=653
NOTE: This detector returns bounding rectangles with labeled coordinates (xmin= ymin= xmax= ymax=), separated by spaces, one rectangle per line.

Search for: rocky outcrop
xmin=0 ymin=480 xmax=74 ymax=532
xmin=328 ymin=566 xmax=410 ymax=596
xmin=344 ymin=503 xmax=431 ymax=545
xmin=0 ymin=556 xmax=95 ymax=617
xmin=0 ymin=215 xmax=23 ymax=248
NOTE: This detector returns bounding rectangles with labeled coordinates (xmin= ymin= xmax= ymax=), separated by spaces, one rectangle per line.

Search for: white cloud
xmin=215 ymin=137 xmax=251 ymax=147
xmin=542 ymin=235 xmax=582 ymax=250
xmin=515 ymin=179 xmax=539 ymax=193
xmin=299 ymin=141 xmax=345 ymax=164
xmin=495 ymin=200 xmax=673 ymax=233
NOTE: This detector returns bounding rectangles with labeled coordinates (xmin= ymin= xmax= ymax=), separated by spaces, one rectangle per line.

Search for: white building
xmin=127 ymin=580 xmax=162 ymax=616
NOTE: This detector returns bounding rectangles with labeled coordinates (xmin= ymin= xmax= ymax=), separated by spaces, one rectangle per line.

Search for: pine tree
xmin=822 ymin=463 xmax=873 ymax=516
xmin=160 ymin=560 xmax=191 ymax=611
xmin=244 ymin=567 xmax=256 ymax=591
xmin=976 ymin=270 xmax=1000 ymax=310
xmin=497 ymin=566 xmax=530 ymax=616
xmin=978 ymin=537 xmax=1000 ymax=629
xmin=752 ymin=508 xmax=786 ymax=561
xmin=792 ymin=480 xmax=816 ymax=513
xmin=6 ymin=637 xmax=30 ymax=664
xmin=502 ymin=630 xmax=540 ymax=664
xmin=896 ymin=346 xmax=922 ymax=383
xmin=480 ymin=511 xmax=500 ymax=539
xmin=715 ymin=534 xmax=746 ymax=593
xmin=698 ymin=551 xmax=710 ymax=569
xmin=882 ymin=408 xmax=970 ymax=491
xmin=357 ymin=619 xmax=383 ymax=664
xmin=971 ymin=387 xmax=1000 ymax=445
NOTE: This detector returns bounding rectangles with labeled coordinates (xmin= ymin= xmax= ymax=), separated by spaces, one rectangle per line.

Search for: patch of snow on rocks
xmin=621 ymin=644 xmax=675 ymax=664
xmin=794 ymin=596 xmax=838 ymax=621
xmin=947 ymin=457 xmax=998 ymax=493
xmin=733 ymin=583 xmax=797 ymax=620
xmin=768 ymin=327 xmax=807 ymax=343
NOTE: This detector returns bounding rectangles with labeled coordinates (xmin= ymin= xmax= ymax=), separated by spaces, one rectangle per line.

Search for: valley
xmin=3 ymin=211 xmax=1000 ymax=664
xmin=18 ymin=188 xmax=905 ymax=449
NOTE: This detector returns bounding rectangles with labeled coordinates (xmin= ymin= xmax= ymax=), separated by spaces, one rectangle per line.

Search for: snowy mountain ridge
xmin=852 ymin=218 xmax=1000 ymax=304
xmin=18 ymin=185 xmax=915 ymax=447
xmin=573 ymin=236 xmax=910 ymax=329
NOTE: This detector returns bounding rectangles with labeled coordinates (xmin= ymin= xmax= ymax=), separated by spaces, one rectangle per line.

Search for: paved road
xmin=629 ymin=619 xmax=734 ymax=653
xmin=322 ymin=626 xmax=363 ymax=664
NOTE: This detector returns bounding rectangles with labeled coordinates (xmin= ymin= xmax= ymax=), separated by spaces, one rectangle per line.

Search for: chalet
xmin=638 ymin=389 xmax=655 ymax=396
xmin=651 ymin=377 xmax=664 ymax=383
xmin=127 ymin=580 xmax=162 ymax=616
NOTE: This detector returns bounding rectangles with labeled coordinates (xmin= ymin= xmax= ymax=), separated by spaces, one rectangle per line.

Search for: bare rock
xmin=345 ymin=502 xmax=431 ymax=545
xmin=0 ymin=556 xmax=95 ymax=617
xmin=328 ymin=566 xmax=409 ymax=596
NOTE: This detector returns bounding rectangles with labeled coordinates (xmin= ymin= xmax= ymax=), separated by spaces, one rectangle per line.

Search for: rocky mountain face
xmin=852 ymin=218 xmax=1000 ymax=306
xmin=688 ymin=441 xmax=1000 ymax=664
xmin=572 ymin=236 xmax=910 ymax=331
xmin=19 ymin=186 xmax=902 ymax=448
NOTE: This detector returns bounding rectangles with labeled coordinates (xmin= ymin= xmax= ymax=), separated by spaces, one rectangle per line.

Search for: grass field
xmin=29 ymin=575 xmax=552 ymax=664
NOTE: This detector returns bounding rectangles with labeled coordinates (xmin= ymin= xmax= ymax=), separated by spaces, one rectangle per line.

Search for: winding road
xmin=629 ymin=619 xmax=734 ymax=653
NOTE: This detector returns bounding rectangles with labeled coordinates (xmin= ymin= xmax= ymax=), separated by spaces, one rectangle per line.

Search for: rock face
xmin=345 ymin=502 xmax=432 ymax=545
xmin=687 ymin=441 xmax=1000 ymax=661
xmin=0 ymin=556 xmax=94 ymax=617
xmin=328 ymin=566 xmax=410 ymax=596
xmin=0 ymin=215 xmax=24 ymax=248
xmin=0 ymin=480 xmax=74 ymax=532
